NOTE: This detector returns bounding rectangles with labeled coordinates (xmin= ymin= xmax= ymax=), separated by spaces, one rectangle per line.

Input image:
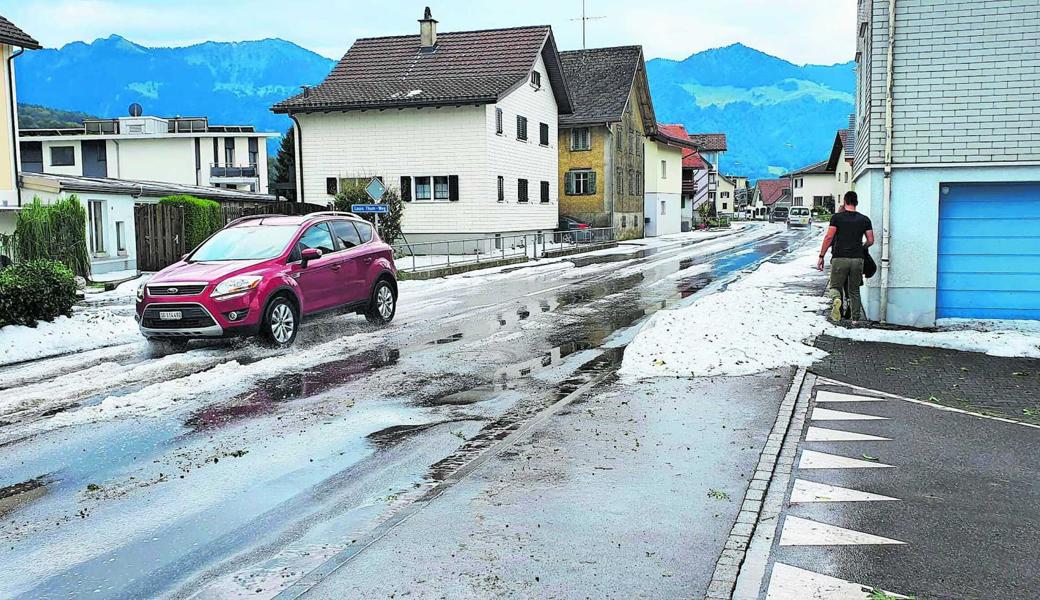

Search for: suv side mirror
xmin=300 ymin=248 xmax=322 ymax=267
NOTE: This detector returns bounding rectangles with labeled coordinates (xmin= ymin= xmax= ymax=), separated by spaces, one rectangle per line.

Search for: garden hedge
xmin=0 ymin=259 xmax=78 ymax=328
xmin=0 ymin=196 xmax=91 ymax=277
xmin=158 ymin=195 xmax=222 ymax=250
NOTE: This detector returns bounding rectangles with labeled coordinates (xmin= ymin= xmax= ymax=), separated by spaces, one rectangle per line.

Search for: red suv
xmin=136 ymin=212 xmax=398 ymax=346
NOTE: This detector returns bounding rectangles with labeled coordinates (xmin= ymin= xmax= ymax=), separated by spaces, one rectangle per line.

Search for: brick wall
xmin=857 ymin=0 xmax=1040 ymax=171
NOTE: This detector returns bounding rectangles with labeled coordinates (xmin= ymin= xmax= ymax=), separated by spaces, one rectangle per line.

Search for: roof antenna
xmin=570 ymin=0 xmax=605 ymax=49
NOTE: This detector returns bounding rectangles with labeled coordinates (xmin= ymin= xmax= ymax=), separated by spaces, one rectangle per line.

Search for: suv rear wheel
xmin=366 ymin=280 xmax=396 ymax=324
xmin=262 ymin=296 xmax=299 ymax=346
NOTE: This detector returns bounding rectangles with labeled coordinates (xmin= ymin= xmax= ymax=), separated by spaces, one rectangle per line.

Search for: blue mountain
xmin=15 ymin=35 xmax=335 ymax=150
xmin=16 ymin=36 xmax=851 ymax=180
xmin=646 ymin=43 xmax=855 ymax=181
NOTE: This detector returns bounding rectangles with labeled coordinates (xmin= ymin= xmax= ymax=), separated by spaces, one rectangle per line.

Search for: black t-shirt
xmin=828 ymin=211 xmax=873 ymax=258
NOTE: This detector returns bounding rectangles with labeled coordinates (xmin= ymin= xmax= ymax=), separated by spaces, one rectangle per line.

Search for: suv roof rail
xmin=304 ymin=211 xmax=363 ymax=220
xmin=226 ymin=213 xmax=288 ymax=227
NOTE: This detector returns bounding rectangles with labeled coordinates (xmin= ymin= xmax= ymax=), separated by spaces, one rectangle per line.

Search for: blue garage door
xmin=938 ymin=183 xmax=1040 ymax=320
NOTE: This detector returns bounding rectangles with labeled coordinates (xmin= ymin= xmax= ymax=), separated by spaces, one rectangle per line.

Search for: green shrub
xmin=334 ymin=183 xmax=404 ymax=245
xmin=159 ymin=195 xmax=222 ymax=250
xmin=0 ymin=259 xmax=78 ymax=328
xmin=3 ymin=196 xmax=91 ymax=277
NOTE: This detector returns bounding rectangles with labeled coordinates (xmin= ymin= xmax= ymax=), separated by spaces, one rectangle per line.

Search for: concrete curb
xmin=704 ymin=367 xmax=810 ymax=600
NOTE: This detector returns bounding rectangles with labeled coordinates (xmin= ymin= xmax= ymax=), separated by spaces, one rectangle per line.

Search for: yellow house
xmin=0 ymin=15 xmax=39 ymax=219
xmin=558 ymin=46 xmax=657 ymax=240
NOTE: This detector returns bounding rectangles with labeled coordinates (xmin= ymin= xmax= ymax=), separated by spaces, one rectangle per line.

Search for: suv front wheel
xmin=366 ymin=280 xmax=397 ymax=324
xmin=261 ymin=296 xmax=299 ymax=346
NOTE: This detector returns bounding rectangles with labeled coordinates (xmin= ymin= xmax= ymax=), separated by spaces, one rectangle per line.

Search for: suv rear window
xmin=354 ymin=221 xmax=374 ymax=243
xmin=791 ymin=208 xmax=810 ymax=216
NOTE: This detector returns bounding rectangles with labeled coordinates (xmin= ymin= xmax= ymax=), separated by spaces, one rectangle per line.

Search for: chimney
xmin=419 ymin=7 xmax=438 ymax=48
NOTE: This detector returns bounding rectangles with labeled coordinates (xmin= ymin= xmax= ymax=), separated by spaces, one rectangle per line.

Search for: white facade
xmin=643 ymin=139 xmax=682 ymax=237
xmin=0 ymin=44 xmax=21 ymax=208
xmin=295 ymin=56 xmax=560 ymax=240
xmin=19 ymin=117 xmax=275 ymax=193
xmin=715 ymin=175 xmax=735 ymax=216
xmin=789 ymin=172 xmax=835 ymax=209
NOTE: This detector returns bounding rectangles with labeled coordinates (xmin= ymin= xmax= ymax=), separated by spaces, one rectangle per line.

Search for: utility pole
xmin=571 ymin=0 xmax=605 ymax=49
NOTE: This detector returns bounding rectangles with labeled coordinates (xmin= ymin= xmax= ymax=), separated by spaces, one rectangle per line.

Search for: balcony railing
xmin=210 ymin=163 xmax=258 ymax=178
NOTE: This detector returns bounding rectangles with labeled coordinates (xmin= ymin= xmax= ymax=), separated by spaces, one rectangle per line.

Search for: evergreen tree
xmin=271 ymin=128 xmax=297 ymax=201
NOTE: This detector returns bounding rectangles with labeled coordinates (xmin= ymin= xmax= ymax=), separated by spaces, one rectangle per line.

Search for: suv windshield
xmin=791 ymin=208 xmax=810 ymax=216
xmin=190 ymin=225 xmax=298 ymax=262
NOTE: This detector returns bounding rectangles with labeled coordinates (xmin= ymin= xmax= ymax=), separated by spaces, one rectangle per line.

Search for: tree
xmin=333 ymin=181 xmax=405 ymax=246
xmin=270 ymin=127 xmax=297 ymax=201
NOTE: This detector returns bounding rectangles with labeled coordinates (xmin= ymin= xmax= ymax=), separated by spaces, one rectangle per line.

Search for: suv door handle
xmin=332 ymin=264 xmax=342 ymax=271
xmin=363 ymin=257 xmax=373 ymax=264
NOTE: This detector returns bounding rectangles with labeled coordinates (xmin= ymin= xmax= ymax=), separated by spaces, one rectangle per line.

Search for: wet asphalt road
xmin=0 ymin=223 xmax=814 ymax=599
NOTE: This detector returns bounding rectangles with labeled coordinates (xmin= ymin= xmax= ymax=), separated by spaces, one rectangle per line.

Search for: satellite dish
xmin=128 ymin=103 xmax=143 ymax=117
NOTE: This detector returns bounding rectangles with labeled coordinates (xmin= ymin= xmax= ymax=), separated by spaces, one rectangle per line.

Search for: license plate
xmin=159 ymin=311 xmax=182 ymax=320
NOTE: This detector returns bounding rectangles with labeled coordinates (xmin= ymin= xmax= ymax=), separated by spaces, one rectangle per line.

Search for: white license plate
xmin=159 ymin=311 xmax=183 ymax=320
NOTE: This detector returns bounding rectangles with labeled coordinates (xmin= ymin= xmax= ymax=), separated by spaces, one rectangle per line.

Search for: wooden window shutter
xmin=539 ymin=123 xmax=549 ymax=146
xmin=496 ymin=108 xmax=503 ymax=134
xmin=564 ymin=171 xmax=574 ymax=195
xmin=540 ymin=181 xmax=550 ymax=203
xmin=448 ymin=175 xmax=459 ymax=201
xmin=589 ymin=171 xmax=597 ymax=194
xmin=400 ymin=176 xmax=412 ymax=202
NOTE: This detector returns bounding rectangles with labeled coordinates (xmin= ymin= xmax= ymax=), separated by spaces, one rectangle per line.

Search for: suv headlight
xmin=136 ymin=282 xmax=146 ymax=302
xmin=211 ymin=275 xmax=263 ymax=299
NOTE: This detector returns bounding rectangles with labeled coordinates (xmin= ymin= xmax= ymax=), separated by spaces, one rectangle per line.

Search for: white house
xmin=19 ymin=113 xmax=277 ymax=193
xmin=715 ymin=174 xmax=737 ymax=217
xmin=644 ymin=126 xmax=695 ymax=236
xmin=15 ymin=172 xmax=275 ymax=276
xmin=272 ymin=9 xmax=573 ymax=247
xmin=787 ymin=160 xmax=834 ymax=209
xmin=0 ymin=15 xmax=39 ymax=209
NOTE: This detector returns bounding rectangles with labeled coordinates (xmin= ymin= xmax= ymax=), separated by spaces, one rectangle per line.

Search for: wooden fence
xmin=134 ymin=204 xmax=186 ymax=272
xmin=134 ymin=201 xmax=333 ymax=271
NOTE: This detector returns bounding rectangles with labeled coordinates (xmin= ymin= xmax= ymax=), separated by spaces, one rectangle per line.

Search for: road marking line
xmin=790 ymin=478 xmax=899 ymax=503
xmin=815 ymin=389 xmax=888 ymax=403
xmin=811 ymin=407 xmax=889 ymax=421
xmin=799 ymin=449 xmax=893 ymax=469
xmin=766 ymin=562 xmax=910 ymax=599
xmin=779 ymin=515 xmax=906 ymax=546
xmin=806 ymin=426 xmax=891 ymax=442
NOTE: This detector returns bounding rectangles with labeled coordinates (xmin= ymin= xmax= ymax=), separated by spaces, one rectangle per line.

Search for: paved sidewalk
xmin=813 ymin=334 xmax=1040 ymax=425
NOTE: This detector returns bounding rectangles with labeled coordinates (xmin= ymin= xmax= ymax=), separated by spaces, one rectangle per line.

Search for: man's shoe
xmin=830 ymin=297 xmax=843 ymax=322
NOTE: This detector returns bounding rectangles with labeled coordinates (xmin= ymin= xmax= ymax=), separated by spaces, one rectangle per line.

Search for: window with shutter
xmin=539 ymin=123 xmax=549 ymax=146
xmin=400 ymin=176 xmax=412 ymax=202
xmin=588 ymin=171 xmax=597 ymax=194
xmin=540 ymin=181 xmax=550 ymax=203
xmin=516 ymin=116 xmax=528 ymax=141
xmin=497 ymin=176 xmax=504 ymax=202
xmin=326 ymin=177 xmax=338 ymax=196
xmin=564 ymin=171 xmax=575 ymax=195
xmin=518 ymin=178 xmax=529 ymax=202
xmin=495 ymin=108 xmax=503 ymax=135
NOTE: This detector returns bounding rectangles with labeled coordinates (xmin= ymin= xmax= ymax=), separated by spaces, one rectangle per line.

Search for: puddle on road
xmin=184 ymin=348 xmax=401 ymax=432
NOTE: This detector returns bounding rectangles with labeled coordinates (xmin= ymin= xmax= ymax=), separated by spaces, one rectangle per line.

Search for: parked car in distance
xmin=769 ymin=206 xmax=789 ymax=223
xmin=787 ymin=206 xmax=812 ymax=228
xmin=558 ymin=216 xmax=593 ymax=242
xmin=136 ymin=212 xmax=397 ymax=347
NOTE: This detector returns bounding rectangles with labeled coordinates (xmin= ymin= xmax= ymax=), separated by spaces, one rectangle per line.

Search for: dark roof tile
xmin=559 ymin=46 xmax=644 ymax=126
xmin=0 ymin=15 xmax=40 ymax=50
xmin=688 ymin=133 xmax=727 ymax=151
xmin=273 ymin=25 xmax=571 ymax=113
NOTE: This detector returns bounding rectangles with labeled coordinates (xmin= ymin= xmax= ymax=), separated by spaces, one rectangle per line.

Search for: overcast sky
xmin=5 ymin=0 xmax=857 ymax=65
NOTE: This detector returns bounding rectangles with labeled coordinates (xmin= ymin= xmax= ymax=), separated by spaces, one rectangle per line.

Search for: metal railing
xmin=210 ymin=163 xmax=258 ymax=178
xmin=393 ymin=227 xmax=616 ymax=273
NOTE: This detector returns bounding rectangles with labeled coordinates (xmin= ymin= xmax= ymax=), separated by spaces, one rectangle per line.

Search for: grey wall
xmin=856 ymin=0 xmax=1040 ymax=171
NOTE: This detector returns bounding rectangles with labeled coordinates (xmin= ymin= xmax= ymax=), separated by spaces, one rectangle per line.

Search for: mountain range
xmin=14 ymin=36 xmax=854 ymax=181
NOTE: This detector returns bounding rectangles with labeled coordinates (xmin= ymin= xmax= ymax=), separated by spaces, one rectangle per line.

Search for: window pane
xmin=355 ymin=221 xmax=374 ymax=243
xmin=51 ymin=146 xmax=75 ymax=166
xmin=297 ymin=223 xmax=335 ymax=254
xmin=330 ymin=220 xmax=363 ymax=248
xmin=415 ymin=177 xmax=432 ymax=200
xmin=434 ymin=176 xmax=450 ymax=200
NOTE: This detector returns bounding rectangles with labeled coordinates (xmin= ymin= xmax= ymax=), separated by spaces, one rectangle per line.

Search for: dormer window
xmin=530 ymin=71 xmax=541 ymax=89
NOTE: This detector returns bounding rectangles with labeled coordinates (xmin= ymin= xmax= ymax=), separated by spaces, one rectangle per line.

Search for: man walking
xmin=816 ymin=191 xmax=875 ymax=322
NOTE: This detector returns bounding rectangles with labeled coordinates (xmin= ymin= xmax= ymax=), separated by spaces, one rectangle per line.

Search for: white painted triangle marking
xmin=766 ymin=562 xmax=910 ymax=600
xmin=790 ymin=478 xmax=899 ymax=503
xmin=812 ymin=407 xmax=889 ymax=421
xmin=816 ymin=389 xmax=888 ymax=403
xmin=779 ymin=516 xmax=906 ymax=546
xmin=806 ymin=426 xmax=891 ymax=442
xmin=799 ymin=449 xmax=893 ymax=469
